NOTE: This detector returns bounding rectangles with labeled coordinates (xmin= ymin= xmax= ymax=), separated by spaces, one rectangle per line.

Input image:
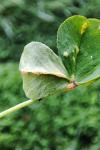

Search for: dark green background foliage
xmin=0 ymin=0 xmax=100 ymax=150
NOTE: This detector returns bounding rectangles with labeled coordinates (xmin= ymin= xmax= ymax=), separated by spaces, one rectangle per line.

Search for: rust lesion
xmin=81 ymin=22 xmax=89 ymax=35
xmin=64 ymin=80 xmax=78 ymax=93
xmin=67 ymin=80 xmax=78 ymax=90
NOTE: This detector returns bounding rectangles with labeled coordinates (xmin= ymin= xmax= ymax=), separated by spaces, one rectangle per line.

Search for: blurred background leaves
xmin=0 ymin=0 xmax=100 ymax=150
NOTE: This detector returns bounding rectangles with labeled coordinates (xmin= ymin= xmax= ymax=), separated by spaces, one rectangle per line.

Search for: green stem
xmin=0 ymin=99 xmax=36 ymax=119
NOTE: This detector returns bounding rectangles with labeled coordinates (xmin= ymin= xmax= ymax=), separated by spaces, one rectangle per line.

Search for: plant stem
xmin=0 ymin=99 xmax=36 ymax=119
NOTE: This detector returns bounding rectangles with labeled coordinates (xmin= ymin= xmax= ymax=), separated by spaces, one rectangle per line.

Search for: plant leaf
xmin=22 ymin=74 xmax=68 ymax=100
xmin=19 ymin=42 xmax=69 ymax=99
xmin=20 ymin=42 xmax=69 ymax=79
xmin=57 ymin=15 xmax=100 ymax=84
xmin=76 ymin=19 xmax=100 ymax=84
xmin=20 ymin=16 xmax=100 ymax=99
xmin=57 ymin=15 xmax=88 ymax=77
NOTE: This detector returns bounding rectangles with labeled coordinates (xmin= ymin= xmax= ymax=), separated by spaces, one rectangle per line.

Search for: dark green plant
xmin=0 ymin=15 xmax=100 ymax=118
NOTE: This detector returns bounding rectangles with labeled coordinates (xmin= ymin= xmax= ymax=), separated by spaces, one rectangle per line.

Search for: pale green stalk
xmin=0 ymin=99 xmax=36 ymax=119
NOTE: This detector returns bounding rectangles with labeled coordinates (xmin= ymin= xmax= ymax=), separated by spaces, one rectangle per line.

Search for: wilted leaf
xmin=19 ymin=42 xmax=69 ymax=99
xmin=22 ymin=74 xmax=68 ymax=100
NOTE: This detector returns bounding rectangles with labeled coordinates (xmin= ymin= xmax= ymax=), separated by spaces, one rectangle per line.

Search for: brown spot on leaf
xmin=67 ymin=81 xmax=78 ymax=90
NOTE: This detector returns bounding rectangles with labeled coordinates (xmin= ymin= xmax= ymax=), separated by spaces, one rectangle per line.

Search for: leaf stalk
xmin=0 ymin=99 xmax=36 ymax=119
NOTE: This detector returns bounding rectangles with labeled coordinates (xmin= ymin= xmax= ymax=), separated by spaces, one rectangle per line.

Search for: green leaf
xmin=57 ymin=15 xmax=100 ymax=84
xmin=19 ymin=42 xmax=69 ymax=99
xmin=76 ymin=19 xmax=100 ymax=84
xmin=57 ymin=15 xmax=88 ymax=77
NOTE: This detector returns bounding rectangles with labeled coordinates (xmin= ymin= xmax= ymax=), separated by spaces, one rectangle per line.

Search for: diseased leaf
xmin=76 ymin=19 xmax=100 ymax=84
xmin=22 ymin=74 xmax=68 ymax=100
xmin=57 ymin=15 xmax=88 ymax=77
xmin=57 ymin=15 xmax=100 ymax=84
xmin=20 ymin=42 xmax=69 ymax=79
xmin=19 ymin=42 xmax=69 ymax=99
